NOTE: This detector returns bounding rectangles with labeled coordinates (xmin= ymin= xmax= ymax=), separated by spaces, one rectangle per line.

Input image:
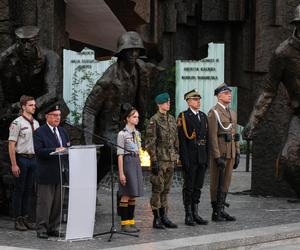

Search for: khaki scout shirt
xmin=8 ymin=116 xmax=40 ymax=154
xmin=117 ymin=125 xmax=141 ymax=155
xmin=207 ymin=103 xmax=240 ymax=159
xmin=145 ymin=111 xmax=179 ymax=162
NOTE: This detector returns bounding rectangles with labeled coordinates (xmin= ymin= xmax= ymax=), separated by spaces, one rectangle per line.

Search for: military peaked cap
xmin=214 ymin=83 xmax=232 ymax=96
xmin=155 ymin=92 xmax=170 ymax=104
xmin=45 ymin=104 xmax=61 ymax=114
xmin=15 ymin=26 xmax=40 ymax=39
xmin=184 ymin=89 xmax=201 ymax=100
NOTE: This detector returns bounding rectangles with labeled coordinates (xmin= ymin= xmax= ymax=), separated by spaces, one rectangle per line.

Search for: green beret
xmin=214 ymin=83 xmax=232 ymax=96
xmin=184 ymin=89 xmax=201 ymax=100
xmin=155 ymin=92 xmax=170 ymax=104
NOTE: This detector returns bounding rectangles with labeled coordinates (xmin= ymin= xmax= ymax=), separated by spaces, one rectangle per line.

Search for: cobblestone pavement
xmin=1 ymin=155 xmax=300 ymax=249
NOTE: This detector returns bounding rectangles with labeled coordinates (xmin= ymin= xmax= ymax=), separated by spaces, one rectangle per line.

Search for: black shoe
xmin=47 ymin=230 xmax=65 ymax=237
xmin=159 ymin=207 xmax=178 ymax=228
xmin=192 ymin=204 xmax=208 ymax=225
xmin=37 ymin=232 xmax=48 ymax=239
xmin=211 ymin=201 xmax=226 ymax=222
xmin=212 ymin=211 xmax=226 ymax=222
xmin=184 ymin=205 xmax=196 ymax=226
xmin=152 ymin=210 xmax=165 ymax=229
xmin=221 ymin=210 xmax=236 ymax=221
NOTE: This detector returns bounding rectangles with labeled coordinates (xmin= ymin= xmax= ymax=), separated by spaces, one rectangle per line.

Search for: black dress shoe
xmin=37 ymin=232 xmax=48 ymax=239
xmin=47 ymin=230 xmax=64 ymax=237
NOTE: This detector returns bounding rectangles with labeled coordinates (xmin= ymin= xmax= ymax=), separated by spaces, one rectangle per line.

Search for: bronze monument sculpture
xmin=82 ymin=31 xmax=155 ymax=179
xmin=0 ymin=25 xmax=69 ymax=140
xmin=243 ymin=4 xmax=300 ymax=198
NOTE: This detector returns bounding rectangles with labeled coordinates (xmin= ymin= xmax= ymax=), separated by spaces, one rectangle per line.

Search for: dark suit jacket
xmin=34 ymin=124 xmax=70 ymax=184
xmin=178 ymin=108 xmax=209 ymax=166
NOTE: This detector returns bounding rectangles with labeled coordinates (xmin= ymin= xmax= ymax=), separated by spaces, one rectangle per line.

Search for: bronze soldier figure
xmin=145 ymin=93 xmax=179 ymax=229
xmin=177 ymin=89 xmax=209 ymax=226
xmin=208 ymin=83 xmax=240 ymax=222
xmin=0 ymin=26 xmax=69 ymax=140
xmin=82 ymin=31 xmax=154 ymax=180
xmin=243 ymin=4 xmax=300 ymax=198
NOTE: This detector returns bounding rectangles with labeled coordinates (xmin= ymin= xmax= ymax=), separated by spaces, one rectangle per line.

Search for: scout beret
xmin=184 ymin=89 xmax=201 ymax=100
xmin=155 ymin=92 xmax=170 ymax=104
xmin=45 ymin=104 xmax=61 ymax=114
xmin=214 ymin=83 xmax=232 ymax=96
xmin=15 ymin=26 xmax=40 ymax=39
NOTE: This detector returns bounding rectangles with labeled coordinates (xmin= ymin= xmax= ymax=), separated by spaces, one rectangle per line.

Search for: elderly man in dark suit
xmin=33 ymin=105 xmax=70 ymax=239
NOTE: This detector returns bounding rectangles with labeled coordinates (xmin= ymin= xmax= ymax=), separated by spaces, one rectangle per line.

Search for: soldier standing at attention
xmin=145 ymin=92 xmax=179 ymax=229
xmin=207 ymin=83 xmax=240 ymax=222
xmin=177 ymin=89 xmax=209 ymax=226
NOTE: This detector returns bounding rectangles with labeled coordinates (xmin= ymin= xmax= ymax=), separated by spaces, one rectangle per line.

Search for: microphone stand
xmin=64 ymin=121 xmax=138 ymax=241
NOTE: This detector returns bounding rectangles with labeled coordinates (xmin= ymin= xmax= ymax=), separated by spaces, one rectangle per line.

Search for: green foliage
xmin=68 ymin=65 xmax=100 ymax=125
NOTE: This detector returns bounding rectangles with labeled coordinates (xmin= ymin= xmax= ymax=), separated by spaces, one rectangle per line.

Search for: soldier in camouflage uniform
xmin=145 ymin=92 xmax=179 ymax=229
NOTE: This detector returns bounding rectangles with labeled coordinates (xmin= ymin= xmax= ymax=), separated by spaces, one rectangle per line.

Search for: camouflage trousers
xmin=150 ymin=161 xmax=175 ymax=210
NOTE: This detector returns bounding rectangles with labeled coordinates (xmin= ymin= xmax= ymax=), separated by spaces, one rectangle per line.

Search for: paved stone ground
xmin=1 ymin=155 xmax=300 ymax=249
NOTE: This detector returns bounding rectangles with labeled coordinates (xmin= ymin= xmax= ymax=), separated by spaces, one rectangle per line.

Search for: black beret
xmin=45 ymin=104 xmax=61 ymax=114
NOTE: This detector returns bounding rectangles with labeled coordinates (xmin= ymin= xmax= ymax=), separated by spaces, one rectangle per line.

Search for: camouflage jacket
xmin=145 ymin=111 xmax=179 ymax=162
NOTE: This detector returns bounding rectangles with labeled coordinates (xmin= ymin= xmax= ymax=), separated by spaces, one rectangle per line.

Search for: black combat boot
xmin=192 ymin=203 xmax=208 ymax=225
xmin=185 ymin=205 xmax=196 ymax=226
xmin=220 ymin=193 xmax=236 ymax=221
xmin=152 ymin=210 xmax=165 ymax=229
xmin=159 ymin=207 xmax=178 ymax=228
xmin=211 ymin=201 xmax=225 ymax=222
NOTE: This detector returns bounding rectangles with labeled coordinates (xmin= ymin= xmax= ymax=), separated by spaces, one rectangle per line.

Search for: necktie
xmin=53 ymin=127 xmax=61 ymax=146
xmin=197 ymin=113 xmax=201 ymax=121
xmin=132 ymin=131 xmax=136 ymax=143
xmin=226 ymin=107 xmax=232 ymax=123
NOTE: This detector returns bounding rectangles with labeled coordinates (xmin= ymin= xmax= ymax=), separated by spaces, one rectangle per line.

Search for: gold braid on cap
xmin=181 ymin=112 xmax=196 ymax=140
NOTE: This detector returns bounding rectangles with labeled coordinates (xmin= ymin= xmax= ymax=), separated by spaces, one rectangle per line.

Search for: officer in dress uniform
xmin=145 ymin=92 xmax=179 ymax=229
xmin=177 ymin=89 xmax=209 ymax=226
xmin=207 ymin=83 xmax=240 ymax=222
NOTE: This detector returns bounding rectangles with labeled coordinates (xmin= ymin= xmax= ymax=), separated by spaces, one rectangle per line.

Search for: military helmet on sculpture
xmin=115 ymin=31 xmax=145 ymax=56
xmin=291 ymin=4 xmax=300 ymax=24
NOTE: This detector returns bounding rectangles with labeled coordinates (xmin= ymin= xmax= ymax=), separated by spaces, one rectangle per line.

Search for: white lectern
xmin=57 ymin=145 xmax=102 ymax=241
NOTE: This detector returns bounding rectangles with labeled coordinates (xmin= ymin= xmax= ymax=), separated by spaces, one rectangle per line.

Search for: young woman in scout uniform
xmin=117 ymin=106 xmax=143 ymax=233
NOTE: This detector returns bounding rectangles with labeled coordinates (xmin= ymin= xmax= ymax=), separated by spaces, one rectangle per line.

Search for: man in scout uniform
xmin=8 ymin=95 xmax=39 ymax=231
xmin=177 ymin=89 xmax=209 ymax=226
xmin=145 ymin=92 xmax=179 ymax=229
xmin=208 ymin=83 xmax=240 ymax=222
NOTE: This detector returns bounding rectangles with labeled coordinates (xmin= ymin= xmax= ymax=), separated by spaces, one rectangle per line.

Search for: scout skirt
xmin=118 ymin=155 xmax=144 ymax=197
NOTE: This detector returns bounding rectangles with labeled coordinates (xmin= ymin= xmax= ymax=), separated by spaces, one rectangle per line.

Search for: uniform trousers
xmin=12 ymin=155 xmax=36 ymax=218
xmin=36 ymin=184 xmax=62 ymax=233
xmin=210 ymin=158 xmax=234 ymax=202
xmin=150 ymin=161 xmax=174 ymax=210
xmin=182 ymin=163 xmax=206 ymax=205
